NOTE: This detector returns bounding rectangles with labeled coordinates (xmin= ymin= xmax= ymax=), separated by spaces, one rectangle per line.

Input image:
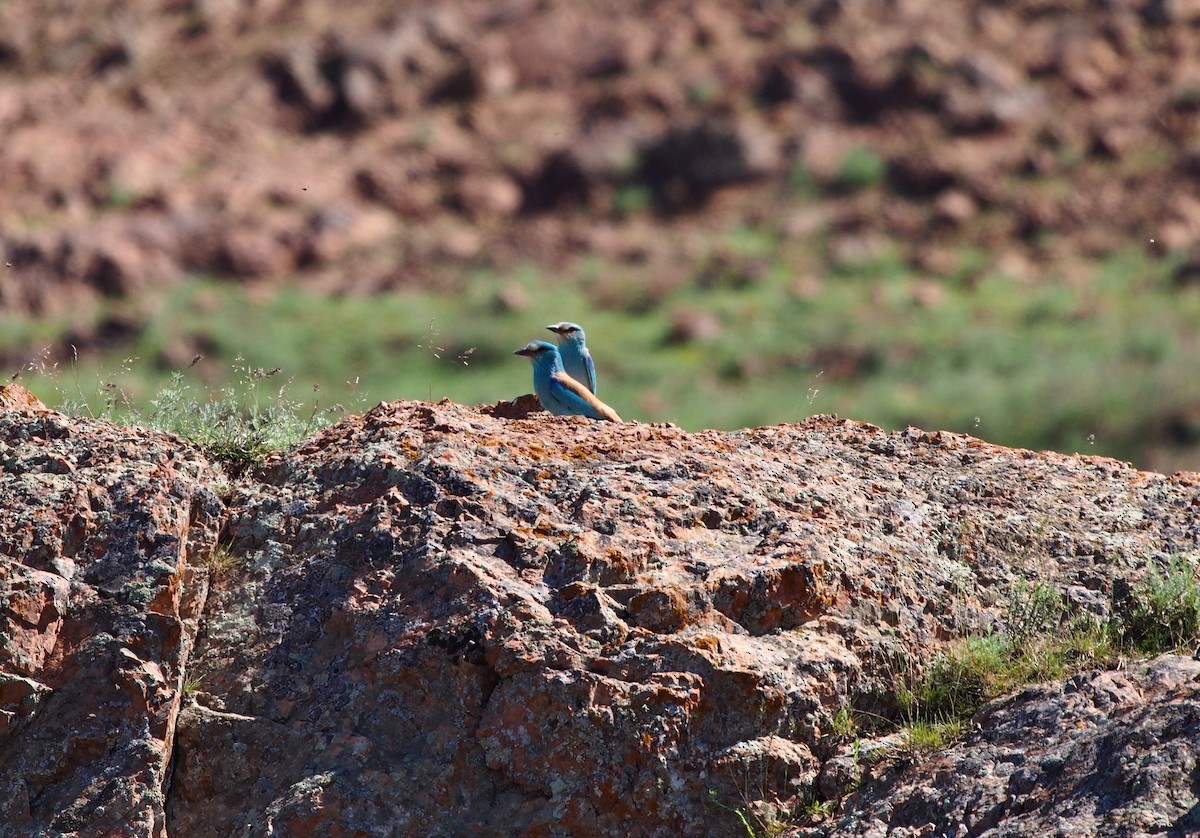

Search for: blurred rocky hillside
xmin=3 ymin=0 xmax=1200 ymax=320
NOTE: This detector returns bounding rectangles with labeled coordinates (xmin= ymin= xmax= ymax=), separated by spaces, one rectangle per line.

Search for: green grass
xmin=613 ymin=183 xmax=653 ymax=217
xmin=707 ymin=790 xmax=758 ymax=838
xmin=7 ymin=234 xmax=1200 ymax=470
xmin=17 ymin=343 xmax=338 ymax=471
xmin=902 ymin=719 xmax=966 ymax=756
xmin=706 ymin=788 xmax=802 ymax=838
xmin=836 ymin=147 xmax=887 ymax=192
xmin=181 ymin=670 xmax=205 ymax=698
xmin=142 ymin=366 xmax=324 ymax=470
xmin=892 ymin=562 xmax=1200 ymax=751
xmin=830 ymin=706 xmax=857 ymax=739
xmin=1113 ymin=554 xmax=1200 ymax=655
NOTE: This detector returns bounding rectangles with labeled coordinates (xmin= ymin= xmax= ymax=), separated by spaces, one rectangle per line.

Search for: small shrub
xmin=612 ymin=183 xmax=652 ymax=218
xmin=1005 ymin=579 xmax=1063 ymax=648
xmin=903 ymin=719 xmax=965 ymax=756
xmin=830 ymin=705 xmax=857 ymax=740
xmin=800 ymin=793 xmax=834 ymax=821
xmin=836 ymin=147 xmax=886 ymax=192
xmin=143 ymin=362 xmax=324 ymax=471
xmin=1118 ymin=555 xmax=1200 ymax=655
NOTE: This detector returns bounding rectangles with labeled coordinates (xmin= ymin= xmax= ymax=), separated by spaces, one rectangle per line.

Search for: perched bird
xmin=545 ymin=322 xmax=597 ymax=394
xmin=514 ymin=341 xmax=621 ymax=422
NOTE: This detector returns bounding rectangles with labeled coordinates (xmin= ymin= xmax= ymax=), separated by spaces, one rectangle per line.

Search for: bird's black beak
xmin=514 ymin=347 xmax=534 ymax=357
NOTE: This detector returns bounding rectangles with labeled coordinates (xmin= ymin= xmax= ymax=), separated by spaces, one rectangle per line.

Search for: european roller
xmin=546 ymin=322 xmax=597 ymax=394
xmin=514 ymin=341 xmax=621 ymax=422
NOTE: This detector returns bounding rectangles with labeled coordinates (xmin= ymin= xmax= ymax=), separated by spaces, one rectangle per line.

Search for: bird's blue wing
xmin=583 ymin=351 xmax=597 ymax=395
xmin=546 ymin=375 xmax=594 ymax=418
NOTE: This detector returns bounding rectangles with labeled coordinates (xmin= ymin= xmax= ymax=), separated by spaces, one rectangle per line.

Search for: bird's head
xmin=514 ymin=340 xmax=559 ymax=360
xmin=546 ymin=322 xmax=585 ymax=340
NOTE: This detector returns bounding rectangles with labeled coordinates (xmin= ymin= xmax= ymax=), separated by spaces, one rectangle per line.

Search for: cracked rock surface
xmin=2 ymin=383 xmax=1199 ymax=836
xmin=0 ymin=385 xmax=221 ymax=836
xmin=827 ymin=656 xmax=1200 ymax=838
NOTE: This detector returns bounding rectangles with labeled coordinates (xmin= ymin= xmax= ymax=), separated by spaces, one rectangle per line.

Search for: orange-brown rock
xmin=0 ymin=395 xmax=223 ymax=836
xmin=3 ymin=396 xmax=1200 ymax=836
xmin=0 ymin=383 xmax=48 ymax=412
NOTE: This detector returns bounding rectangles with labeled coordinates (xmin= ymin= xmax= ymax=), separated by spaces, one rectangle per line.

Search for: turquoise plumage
xmin=546 ymin=322 xmax=597 ymax=395
xmin=514 ymin=341 xmax=620 ymax=422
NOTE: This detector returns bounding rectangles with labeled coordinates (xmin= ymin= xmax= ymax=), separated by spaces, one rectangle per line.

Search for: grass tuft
xmin=204 ymin=542 xmax=244 ymax=580
xmin=836 ymin=147 xmax=886 ymax=192
xmin=20 ymin=348 xmax=341 ymax=471
xmin=181 ymin=670 xmax=205 ymax=697
xmin=1115 ymin=555 xmax=1200 ymax=655
xmin=142 ymin=364 xmax=322 ymax=471
xmin=892 ymin=560 xmax=1200 ymax=753
xmin=902 ymin=719 xmax=966 ymax=756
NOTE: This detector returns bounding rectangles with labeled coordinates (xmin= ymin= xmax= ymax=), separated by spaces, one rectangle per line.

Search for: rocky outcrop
xmin=828 ymin=655 xmax=1200 ymax=837
xmin=1 ymin=383 xmax=1199 ymax=836
xmin=0 ymin=385 xmax=222 ymax=836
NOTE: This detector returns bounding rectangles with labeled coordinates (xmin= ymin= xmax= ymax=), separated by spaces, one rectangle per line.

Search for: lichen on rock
xmin=3 ymin=387 xmax=1200 ymax=837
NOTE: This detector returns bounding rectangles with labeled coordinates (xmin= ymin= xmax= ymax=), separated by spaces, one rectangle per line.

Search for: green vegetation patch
xmin=895 ymin=562 xmax=1200 ymax=747
xmin=7 ymin=236 xmax=1200 ymax=470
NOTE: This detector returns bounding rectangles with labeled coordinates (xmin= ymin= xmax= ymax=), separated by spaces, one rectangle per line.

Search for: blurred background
xmin=3 ymin=0 xmax=1200 ymax=471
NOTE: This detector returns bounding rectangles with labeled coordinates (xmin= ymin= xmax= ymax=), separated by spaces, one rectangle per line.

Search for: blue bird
xmin=514 ymin=341 xmax=621 ymax=422
xmin=546 ymin=322 xmax=597 ymax=394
